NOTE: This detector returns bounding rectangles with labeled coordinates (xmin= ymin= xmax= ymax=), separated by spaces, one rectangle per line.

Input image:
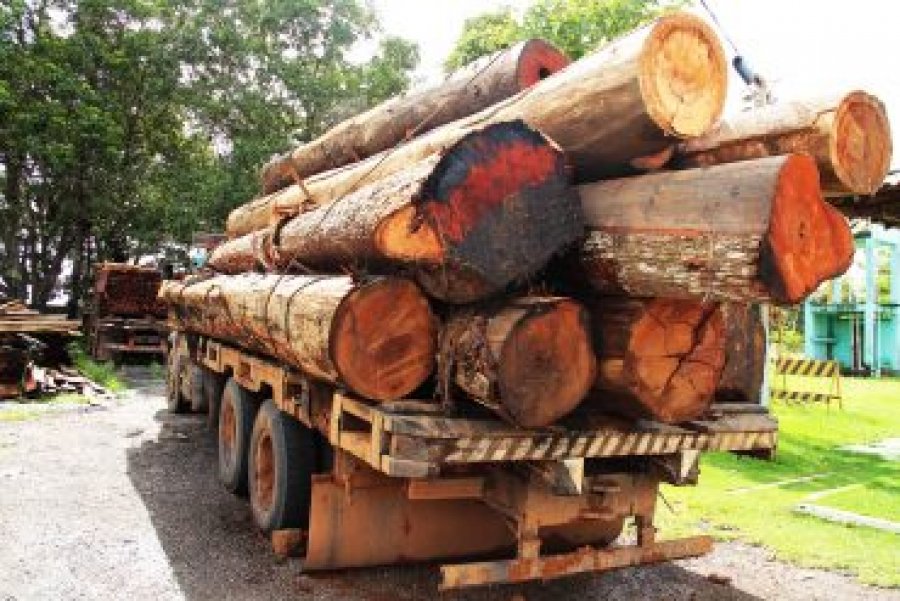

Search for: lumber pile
xmin=94 ymin=263 xmax=167 ymax=318
xmin=161 ymin=11 xmax=881 ymax=428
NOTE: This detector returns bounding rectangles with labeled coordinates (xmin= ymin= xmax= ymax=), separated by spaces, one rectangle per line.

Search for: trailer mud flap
xmin=304 ymin=474 xmax=516 ymax=571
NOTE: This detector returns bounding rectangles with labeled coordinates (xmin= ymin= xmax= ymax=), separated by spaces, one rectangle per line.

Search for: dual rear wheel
xmin=215 ymin=377 xmax=316 ymax=531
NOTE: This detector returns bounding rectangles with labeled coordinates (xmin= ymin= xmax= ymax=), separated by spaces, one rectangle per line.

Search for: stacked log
xmin=585 ymin=298 xmax=726 ymax=423
xmin=161 ymin=13 xmax=883 ymax=429
xmin=95 ymin=263 xmax=166 ymax=318
xmin=160 ymin=274 xmax=436 ymax=401
xmin=211 ymin=121 xmax=583 ymax=303
xmin=225 ymin=12 xmax=728 ymax=238
xmin=676 ymin=91 xmax=892 ymax=196
xmin=438 ymin=297 xmax=596 ymax=427
xmin=260 ymin=39 xmax=571 ymax=194
xmin=573 ymin=154 xmax=855 ymax=304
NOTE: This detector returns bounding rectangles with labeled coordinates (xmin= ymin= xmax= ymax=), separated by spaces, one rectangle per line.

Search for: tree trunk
xmin=716 ymin=302 xmax=766 ymax=404
xmin=573 ymin=154 xmax=854 ymax=304
xmin=585 ymin=298 xmax=726 ymax=423
xmin=438 ymin=297 xmax=596 ymax=428
xmin=211 ymin=121 xmax=583 ymax=303
xmin=676 ymin=91 xmax=892 ymax=197
xmin=260 ymin=39 xmax=571 ymax=194
xmin=160 ymin=274 xmax=436 ymax=402
xmin=227 ymin=12 xmax=727 ymax=238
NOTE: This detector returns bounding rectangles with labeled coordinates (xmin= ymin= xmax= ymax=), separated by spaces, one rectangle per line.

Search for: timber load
xmin=572 ymin=154 xmax=855 ymax=304
xmin=260 ymin=39 xmax=571 ymax=194
xmin=210 ymin=121 xmax=583 ymax=303
xmin=94 ymin=263 xmax=167 ymax=318
xmin=160 ymin=274 xmax=436 ymax=402
xmin=225 ymin=11 xmax=728 ymax=238
xmin=438 ymin=297 xmax=596 ymax=428
xmin=161 ymin=13 xmax=886 ymax=430
xmin=676 ymin=91 xmax=892 ymax=196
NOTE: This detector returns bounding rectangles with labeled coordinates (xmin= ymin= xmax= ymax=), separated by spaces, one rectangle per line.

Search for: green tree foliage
xmin=445 ymin=0 xmax=662 ymax=70
xmin=0 ymin=0 xmax=418 ymax=310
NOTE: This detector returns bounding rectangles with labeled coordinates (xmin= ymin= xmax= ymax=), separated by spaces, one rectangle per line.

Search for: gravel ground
xmin=0 ymin=368 xmax=897 ymax=601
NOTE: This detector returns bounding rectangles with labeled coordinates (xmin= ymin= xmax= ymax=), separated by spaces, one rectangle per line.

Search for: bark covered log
xmin=677 ymin=91 xmax=892 ymax=196
xmin=574 ymin=154 xmax=854 ymax=304
xmin=160 ymin=274 xmax=436 ymax=401
xmin=227 ymin=12 xmax=727 ymax=238
xmin=716 ymin=302 xmax=766 ymax=404
xmin=211 ymin=121 xmax=583 ymax=303
xmin=586 ymin=297 xmax=726 ymax=423
xmin=94 ymin=263 xmax=166 ymax=318
xmin=438 ymin=297 xmax=596 ymax=428
xmin=260 ymin=39 xmax=570 ymax=194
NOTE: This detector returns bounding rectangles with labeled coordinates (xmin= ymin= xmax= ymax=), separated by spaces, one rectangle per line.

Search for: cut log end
xmin=762 ymin=154 xmax=854 ymax=303
xmin=516 ymin=39 xmax=572 ymax=88
xmin=498 ymin=299 xmax=596 ymax=428
xmin=331 ymin=278 xmax=436 ymax=401
xmin=597 ymin=299 xmax=726 ymax=423
xmin=378 ymin=120 xmax=582 ymax=303
xmin=830 ymin=91 xmax=892 ymax=196
xmin=639 ymin=13 xmax=727 ymax=137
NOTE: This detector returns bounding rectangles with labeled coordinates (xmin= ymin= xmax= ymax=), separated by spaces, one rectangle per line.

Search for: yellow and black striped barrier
xmin=770 ymin=357 xmax=842 ymax=408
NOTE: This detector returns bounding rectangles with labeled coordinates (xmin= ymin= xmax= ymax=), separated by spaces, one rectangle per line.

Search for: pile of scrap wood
xmin=161 ymin=12 xmax=890 ymax=428
xmin=0 ymin=302 xmax=88 ymax=399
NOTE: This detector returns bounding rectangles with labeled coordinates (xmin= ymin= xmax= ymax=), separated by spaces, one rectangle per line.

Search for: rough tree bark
xmin=585 ymin=297 xmax=726 ymax=423
xmin=211 ymin=121 xmax=583 ymax=304
xmin=716 ymin=302 xmax=766 ymax=404
xmin=226 ymin=11 xmax=727 ymax=238
xmin=260 ymin=39 xmax=571 ymax=194
xmin=573 ymin=154 xmax=854 ymax=304
xmin=438 ymin=296 xmax=596 ymax=428
xmin=676 ymin=91 xmax=892 ymax=196
xmin=160 ymin=274 xmax=436 ymax=401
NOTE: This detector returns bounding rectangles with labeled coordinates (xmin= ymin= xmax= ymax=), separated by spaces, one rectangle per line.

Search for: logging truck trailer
xmin=87 ymin=263 xmax=168 ymax=362
xmin=166 ymin=329 xmax=777 ymax=590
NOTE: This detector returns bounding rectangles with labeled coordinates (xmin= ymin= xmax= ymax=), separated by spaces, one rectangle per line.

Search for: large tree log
xmin=716 ymin=303 xmax=766 ymax=404
xmin=574 ymin=154 xmax=854 ymax=304
xmin=260 ymin=39 xmax=570 ymax=194
xmin=160 ymin=274 xmax=436 ymax=401
xmin=676 ymin=91 xmax=892 ymax=197
xmin=211 ymin=121 xmax=583 ymax=304
xmin=586 ymin=298 xmax=726 ymax=423
xmin=227 ymin=12 xmax=727 ymax=238
xmin=438 ymin=297 xmax=596 ymax=428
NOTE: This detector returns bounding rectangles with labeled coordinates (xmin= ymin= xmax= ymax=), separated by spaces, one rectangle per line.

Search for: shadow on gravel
xmin=126 ymin=408 xmax=764 ymax=601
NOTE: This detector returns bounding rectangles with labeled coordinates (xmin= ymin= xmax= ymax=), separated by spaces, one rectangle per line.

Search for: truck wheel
xmin=204 ymin=371 xmax=226 ymax=432
xmin=218 ymin=378 xmax=257 ymax=495
xmin=189 ymin=364 xmax=208 ymax=413
xmin=166 ymin=353 xmax=187 ymax=413
xmin=248 ymin=400 xmax=316 ymax=532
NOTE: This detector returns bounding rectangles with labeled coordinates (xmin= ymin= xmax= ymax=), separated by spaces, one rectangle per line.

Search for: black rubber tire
xmin=248 ymin=400 xmax=317 ymax=532
xmin=166 ymin=352 xmax=188 ymax=413
xmin=217 ymin=378 xmax=258 ymax=495
xmin=189 ymin=364 xmax=208 ymax=413
xmin=204 ymin=370 xmax=226 ymax=432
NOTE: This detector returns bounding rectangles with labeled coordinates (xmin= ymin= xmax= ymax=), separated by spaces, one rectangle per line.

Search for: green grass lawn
xmin=658 ymin=377 xmax=900 ymax=587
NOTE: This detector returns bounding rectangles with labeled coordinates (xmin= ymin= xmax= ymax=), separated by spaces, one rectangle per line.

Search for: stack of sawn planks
xmin=160 ymin=12 xmax=891 ymax=428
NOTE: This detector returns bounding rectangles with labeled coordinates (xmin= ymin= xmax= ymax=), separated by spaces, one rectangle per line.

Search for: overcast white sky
xmin=369 ymin=0 xmax=900 ymax=169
